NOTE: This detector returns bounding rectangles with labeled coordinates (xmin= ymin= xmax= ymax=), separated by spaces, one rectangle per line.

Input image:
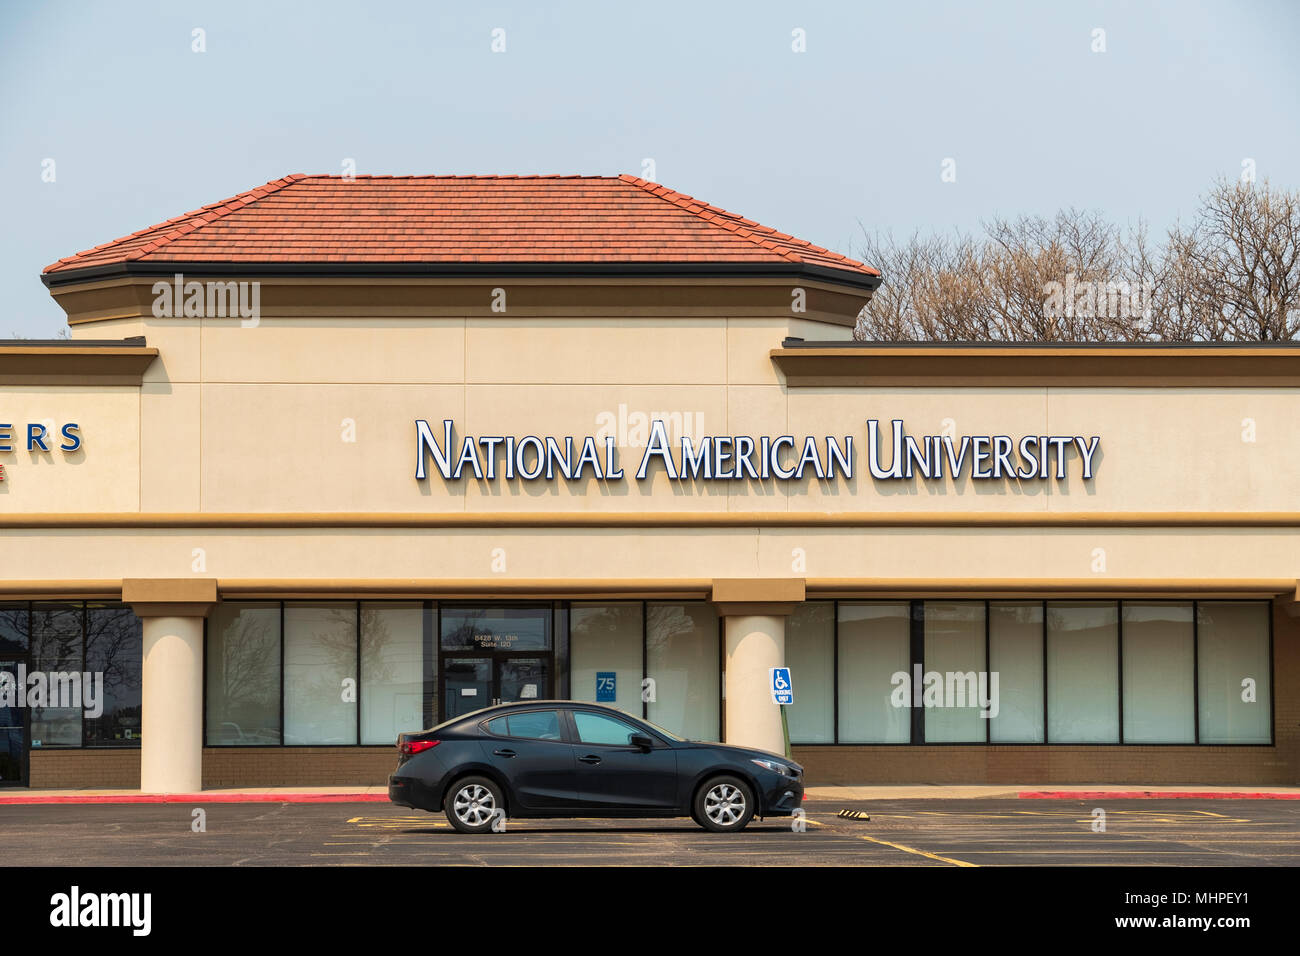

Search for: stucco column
xmin=123 ymin=579 xmax=217 ymax=794
xmin=712 ymin=578 xmax=805 ymax=756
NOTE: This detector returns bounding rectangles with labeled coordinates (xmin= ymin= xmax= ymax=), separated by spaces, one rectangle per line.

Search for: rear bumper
xmin=388 ymin=773 xmax=443 ymax=812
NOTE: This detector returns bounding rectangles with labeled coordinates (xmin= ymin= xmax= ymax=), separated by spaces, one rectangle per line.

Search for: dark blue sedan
xmin=388 ymin=701 xmax=804 ymax=833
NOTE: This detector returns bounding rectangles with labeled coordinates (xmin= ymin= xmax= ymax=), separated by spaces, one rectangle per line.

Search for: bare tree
xmin=1162 ymin=178 xmax=1300 ymax=340
xmin=856 ymin=178 xmax=1300 ymax=342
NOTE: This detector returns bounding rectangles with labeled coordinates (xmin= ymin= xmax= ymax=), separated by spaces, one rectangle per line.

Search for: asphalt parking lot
xmin=0 ymin=798 xmax=1296 ymax=866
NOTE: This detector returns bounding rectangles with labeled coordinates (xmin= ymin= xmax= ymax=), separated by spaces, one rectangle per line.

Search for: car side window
xmin=486 ymin=710 xmax=563 ymax=741
xmin=573 ymin=711 xmax=645 ymax=746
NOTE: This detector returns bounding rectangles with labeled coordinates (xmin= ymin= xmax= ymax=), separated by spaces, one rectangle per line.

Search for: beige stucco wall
xmin=0 ymin=385 xmax=140 ymax=511
xmin=0 ymin=527 xmax=1296 ymax=585
xmin=0 ymin=307 xmax=1289 ymax=591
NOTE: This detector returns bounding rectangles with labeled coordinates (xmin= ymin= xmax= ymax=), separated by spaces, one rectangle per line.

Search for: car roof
xmin=478 ymin=700 xmax=634 ymax=714
xmin=456 ymin=700 xmax=651 ymax=724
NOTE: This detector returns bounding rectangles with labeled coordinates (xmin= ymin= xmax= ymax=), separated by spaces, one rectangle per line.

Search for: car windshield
xmin=634 ymin=715 xmax=687 ymax=742
xmin=586 ymin=706 xmax=687 ymax=742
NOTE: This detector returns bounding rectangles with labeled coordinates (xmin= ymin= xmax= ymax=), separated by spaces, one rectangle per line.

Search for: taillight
xmin=399 ymin=739 xmax=440 ymax=756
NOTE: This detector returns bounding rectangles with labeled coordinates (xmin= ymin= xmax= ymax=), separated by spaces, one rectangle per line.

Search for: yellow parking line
xmin=855 ymin=833 xmax=978 ymax=867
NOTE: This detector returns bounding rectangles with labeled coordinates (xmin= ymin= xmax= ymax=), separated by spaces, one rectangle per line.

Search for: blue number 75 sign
xmin=596 ymin=672 xmax=617 ymax=702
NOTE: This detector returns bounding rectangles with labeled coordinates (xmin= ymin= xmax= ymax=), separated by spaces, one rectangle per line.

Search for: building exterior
xmin=0 ymin=174 xmax=1295 ymax=793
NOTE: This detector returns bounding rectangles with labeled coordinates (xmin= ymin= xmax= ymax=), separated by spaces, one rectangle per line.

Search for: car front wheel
xmin=445 ymin=776 xmax=506 ymax=834
xmin=694 ymin=776 xmax=755 ymax=832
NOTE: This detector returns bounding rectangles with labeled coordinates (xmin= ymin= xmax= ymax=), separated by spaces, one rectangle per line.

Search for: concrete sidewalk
xmin=806 ymin=784 xmax=1300 ymax=800
xmin=0 ymin=786 xmax=391 ymax=805
xmin=2 ymin=783 xmax=1299 ymax=805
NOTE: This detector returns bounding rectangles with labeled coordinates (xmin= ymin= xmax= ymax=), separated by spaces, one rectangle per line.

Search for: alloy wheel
xmin=704 ymin=782 xmax=746 ymax=826
xmin=453 ymin=783 xmax=496 ymax=827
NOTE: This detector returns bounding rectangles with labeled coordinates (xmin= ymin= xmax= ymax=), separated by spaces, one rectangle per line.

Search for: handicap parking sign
xmin=770 ymin=667 xmax=793 ymax=705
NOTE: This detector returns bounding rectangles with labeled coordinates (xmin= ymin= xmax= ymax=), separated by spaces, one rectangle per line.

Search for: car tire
xmin=445 ymin=775 xmax=507 ymax=834
xmin=693 ymin=775 xmax=755 ymax=832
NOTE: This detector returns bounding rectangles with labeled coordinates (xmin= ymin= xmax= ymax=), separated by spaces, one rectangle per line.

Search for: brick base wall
xmin=791 ymin=744 xmax=1291 ymax=785
xmin=26 ymin=747 xmax=394 ymax=790
xmin=201 ymin=747 xmax=395 ymax=788
xmin=29 ymin=749 xmax=141 ymax=789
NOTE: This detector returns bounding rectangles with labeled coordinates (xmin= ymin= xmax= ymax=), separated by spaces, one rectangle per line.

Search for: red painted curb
xmin=1018 ymin=790 xmax=1300 ymax=800
xmin=0 ymin=792 xmax=390 ymax=806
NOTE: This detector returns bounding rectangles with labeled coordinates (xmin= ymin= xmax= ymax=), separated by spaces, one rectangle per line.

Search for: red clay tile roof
xmin=43 ymin=174 xmax=879 ymax=281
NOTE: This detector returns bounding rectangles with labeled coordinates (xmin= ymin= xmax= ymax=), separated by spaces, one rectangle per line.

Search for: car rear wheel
xmin=445 ymin=776 xmax=506 ymax=834
xmin=694 ymin=775 xmax=755 ymax=832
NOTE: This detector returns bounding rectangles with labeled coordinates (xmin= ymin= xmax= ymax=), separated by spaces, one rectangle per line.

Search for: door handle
xmin=493 ymin=749 xmax=517 ymax=758
xmin=578 ymin=754 xmax=602 ymax=765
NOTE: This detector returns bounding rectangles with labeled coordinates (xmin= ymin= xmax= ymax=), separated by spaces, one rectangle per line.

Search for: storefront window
xmin=84 ymin=604 xmax=142 ymax=747
xmin=569 ymin=603 xmax=642 ymax=713
xmin=1047 ymin=602 xmax=1119 ymax=743
xmin=646 ymin=603 xmax=718 ymax=741
xmin=360 ymin=603 xmax=426 ymax=745
xmin=1123 ymin=603 xmax=1195 ymax=743
xmin=31 ymin=602 xmax=81 ymax=669
xmin=1197 ymin=602 xmax=1271 ymax=744
xmin=923 ymin=602 xmax=986 ymax=743
xmin=175 ymin=597 xmax=1271 ymax=751
xmin=206 ymin=603 xmax=282 ymax=745
xmin=284 ymin=603 xmax=358 ymax=745
xmin=988 ymin=602 xmax=1044 ymax=743
xmin=838 ymin=603 xmax=910 ymax=743
xmin=29 ymin=602 xmax=83 ymax=748
xmin=785 ymin=602 xmax=834 ymax=743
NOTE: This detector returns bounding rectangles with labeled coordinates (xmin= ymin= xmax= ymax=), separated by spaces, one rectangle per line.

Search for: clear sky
xmin=2 ymin=0 xmax=1297 ymax=337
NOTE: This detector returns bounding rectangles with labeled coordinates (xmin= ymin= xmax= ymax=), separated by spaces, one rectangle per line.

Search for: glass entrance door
xmin=438 ymin=605 xmax=553 ymax=722
xmin=498 ymin=657 xmax=547 ymax=704
xmin=443 ymin=657 xmax=492 ymax=720
xmin=440 ymin=654 xmax=551 ymax=722
xmin=0 ymin=662 xmax=27 ymax=785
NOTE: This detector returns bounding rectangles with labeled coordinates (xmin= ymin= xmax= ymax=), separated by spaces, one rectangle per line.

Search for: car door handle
xmin=577 ymin=754 xmax=602 ymax=765
xmin=493 ymin=749 xmax=517 ymax=758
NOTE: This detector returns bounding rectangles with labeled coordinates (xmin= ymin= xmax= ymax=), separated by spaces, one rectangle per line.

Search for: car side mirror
xmin=629 ymin=733 xmax=654 ymax=751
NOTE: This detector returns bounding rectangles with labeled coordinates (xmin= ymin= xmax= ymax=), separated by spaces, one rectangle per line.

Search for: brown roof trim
xmin=40 ymin=259 xmax=882 ymax=295
xmin=6 ymin=511 xmax=1300 ymax=529
xmin=0 ymin=577 xmax=1288 ymax=601
xmin=49 ymin=274 xmax=871 ymax=329
xmin=0 ymin=337 xmax=157 ymax=385
xmin=805 ymin=578 xmax=1294 ymax=599
xmin=771 ymin=342 xmax=1300 ymax=387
